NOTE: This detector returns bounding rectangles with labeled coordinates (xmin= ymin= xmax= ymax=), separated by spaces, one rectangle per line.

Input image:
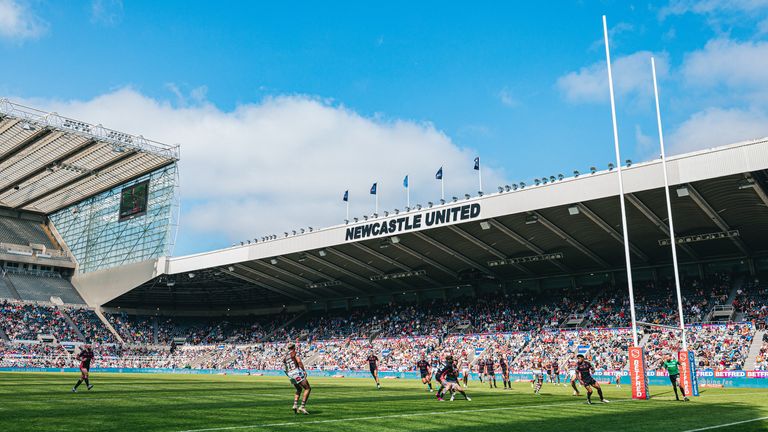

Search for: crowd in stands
xmin=3 ymin=272 xmax=768 ymax=373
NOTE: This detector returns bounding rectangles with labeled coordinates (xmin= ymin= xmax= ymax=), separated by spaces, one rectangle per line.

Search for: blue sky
xmin=2 ymin=0 xmax=768 ymax=255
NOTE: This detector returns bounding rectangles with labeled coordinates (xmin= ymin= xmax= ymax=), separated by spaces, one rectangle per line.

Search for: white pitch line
xmin=177 ymin=399 xmax=635 ymax=432
xmin=681 ymin=416 xmax=768 ymax=432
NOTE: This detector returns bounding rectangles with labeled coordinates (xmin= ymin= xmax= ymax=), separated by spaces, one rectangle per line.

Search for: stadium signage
xmin=628 ymin=346 xmax=649 ymax=400
xmin=344 ymin=203 xmax=481 ymax=241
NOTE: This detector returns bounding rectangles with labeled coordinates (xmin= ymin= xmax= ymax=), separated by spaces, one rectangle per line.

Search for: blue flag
xmin=473 ymin=157 xmax=480 ymax=170
xmin=370 ymin=183 xmax=377 ymax=195
xmin=343 ymin=190 xmax=348 ymax=202
xmin=403 ymin=175 xmax=409 ymax=188
xmin=435 ymin=167 xmax=443 ymax=180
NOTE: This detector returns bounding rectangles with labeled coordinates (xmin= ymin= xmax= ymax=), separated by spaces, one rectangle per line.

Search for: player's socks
xmin=428 ymin=382 xmax=433 ymax=391
xmin=74 ymin=379 xmax=82 ymax=389
xmin=587 ymin=392 xmax=592 ymax=403
xmin=596 ymin=387 xmax=604 ymax=401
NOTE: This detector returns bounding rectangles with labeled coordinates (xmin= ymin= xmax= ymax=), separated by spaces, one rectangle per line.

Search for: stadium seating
xmin=0 ymin=216 xmax=55 ymax=249
xmin=7 ymin=273 xmax=84 ymax=304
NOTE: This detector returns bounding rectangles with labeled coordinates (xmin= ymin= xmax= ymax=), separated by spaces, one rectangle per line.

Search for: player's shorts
xmin=420 ymin=371 xmax=429 ymax=379
xmin=79 ymin=363 xmax=90 ymax=371
xmin=669 ymin=373 xmax=679 ymax=384
xmin=461 ymin=367 xmax=470 ymax=376
xmin=568 ymin=370 xmax=577 ymax=380
xmin=287 ymin=369 xmax=307 ymax=384
xmin=369 ymin=366 xmax=377 ymax=374
xmin=581 ymin=376 xmax=597 ymax=387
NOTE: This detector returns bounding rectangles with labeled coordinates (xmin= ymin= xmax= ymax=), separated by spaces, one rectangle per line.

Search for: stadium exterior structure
xmin=74 ymin=137 xmax=768 ymax=314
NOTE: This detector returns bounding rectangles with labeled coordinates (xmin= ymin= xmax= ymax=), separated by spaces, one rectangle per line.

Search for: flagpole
xmin=407 ymin=182 xmax=410 ymax=208
xmin=346 ymin=199 xmax=349 ymax=221
xmin=478 ymin=164 xmax=483 ymax=192
xmin=375 ymin=183 xmax=379 ymax=214
xmin=652 ymin=56 xmax=688 ymax=351
xmin=603 ymin=15 xmax=639 ymax=347
xmin=441 ymin=177 xmax=445 ymax=201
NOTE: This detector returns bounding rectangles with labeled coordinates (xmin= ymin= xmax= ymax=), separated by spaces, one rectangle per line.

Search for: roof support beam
xmin=323 ymin=247 xmax=419 ymax=289
xmin=300 ymin=254 xmax=395 ymax=293
xmin=235 ymin=262 xmax=319 ymax=299
xmin=488 ymin=219 xmax=572 ymax=273
xmin=446 ymin=225 xmax=533 ymax=275
xmin=576 ymin=203 xmax=649 ymax=262
xmin=531 ymin=211 xmax=611 ymax=268
xmin=347 ymin=243 xmax=442 ymax=285
xmin=0 ymin=128 xmax=54 ymax=167
xmin=626 ymin=193 xmax=698 ymax=260
xmin=392 ymin=242 xmax=459 ymax=279
xmin=276 ymin=256 xmax=365 ymax=296
xmin=745 ymin=173 xmax=768 ymax=209
xmin=15 ymin=150 xmax=140 ymax=209
xmin=411 ymin=231 xmax=492 ymax=275
xmin=686 ymin=184 xmax=751 ymax=256
xmin=0 ymin=139 xmax=99 ymax=195
xmin=222 ymin=267 xmax=302 ymax=301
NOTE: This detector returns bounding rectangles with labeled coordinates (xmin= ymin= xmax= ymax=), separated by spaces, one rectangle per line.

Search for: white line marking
xmin=681 ymin=416 xmax=768 ymax=432
xmin=177 ymin=399 xmax=635 ymax=432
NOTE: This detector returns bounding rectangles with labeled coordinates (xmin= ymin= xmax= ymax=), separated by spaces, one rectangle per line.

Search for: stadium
xmin=2 ymin=96 xmax=768 ymax=430
xmin=4 ymin=5 xmax=768 ymax=432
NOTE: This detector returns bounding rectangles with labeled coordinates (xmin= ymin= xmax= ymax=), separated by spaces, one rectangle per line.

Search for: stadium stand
xmin=6 ymin=272 xmax=83 ymax=304
xmin=0 ymin=215 xmax=55 ymax=249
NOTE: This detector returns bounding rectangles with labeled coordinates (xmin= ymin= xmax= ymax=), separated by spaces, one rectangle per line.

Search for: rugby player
xmin=283 ymin=343 xmax=311 ymax=414
xmin=367 ymin=351 xmax=381 ymax=389
xmin=72 ymin=344 xmax=94 ymax=392
xmin=437 ymin=355 xmax=471 ymax=401
xmin=661 ymin=353 xmax=689 ymax=402
xmin=416 ymin=355 xmax=433 ymax=392
xmin=568 ymin=358 xmax=581 ymax=396
xmin=576 ymin=354 xmax=609 ymax=404
xmin=485 ymin=356 xmax=497 ymax=388
xmin=499 ymin=354 xmax=511 ymax=389
xmin=459 ymin=354 xmax=471 ymax=388
xmin=532 ymin=359 xmax=544 ymax=395
xmin=477 ymin=356 xmax=486 ymax=383
xmin=551 ymin=359 xmax=562 ymax=385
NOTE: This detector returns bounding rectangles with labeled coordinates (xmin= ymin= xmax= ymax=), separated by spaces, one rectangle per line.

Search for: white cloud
xmin=0 ymin=0 xmax=47 ymax=40
xmin=661 ymin=0 xmax=768 ymax=18
xmin=19 ymin=89 xmax=504 ymax=250
xmin=667 ymin=107 xmax=768 ymax=154
xmin=497 ymin=87 xmax=519 ymax=107
xmin=682 ymin=38 xmax=768 ymax=97
xmin=91 ymin=0 xmax=124 ymax=26
xmin=556 ymin=51 xmax=668 ymax=104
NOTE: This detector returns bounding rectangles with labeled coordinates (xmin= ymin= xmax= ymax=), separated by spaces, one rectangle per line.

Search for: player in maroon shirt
xmin=576 ymin=354 xmax=609 ymax=404
xmin=366 ymin=351 xmax=381 ymax=389
xmin=72 ymin=344 xmax=94 ymax=392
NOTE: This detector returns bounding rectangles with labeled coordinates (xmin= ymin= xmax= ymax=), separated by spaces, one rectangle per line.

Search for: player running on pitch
xmin=551 ymin=359 xmax=562 ymax=385
xmin=416 ymin=354 xmax=433 ymax=392
xmin=367 ymin=351 xmax=381 ymax=389
xmin=532 ymin=359 xmax=545 ymax=395
xmin=568 ymin=358 xmax=581 ymax=396
xmin=283 ymin=343 xmax=311 ymax=414
xmin=576 ymin=354 xmax=609 ymax=405
xmin=661 ymin=353 xmax=689 ymax=402
xmin=72 ymin=344 xmax=94 ymax=392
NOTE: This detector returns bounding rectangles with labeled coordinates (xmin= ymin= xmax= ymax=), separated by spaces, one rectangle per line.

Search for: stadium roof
xmin=96 ymin=138 xmax=768 ymax=312
xmin=0 ymin=99 xmax=179 ymax=214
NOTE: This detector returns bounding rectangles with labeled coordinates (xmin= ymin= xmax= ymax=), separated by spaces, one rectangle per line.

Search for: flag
xmin=370 ymin=183 xmax=377 ymax=195
xmin=403 ymin=175 xmax=409 ymax=188
xmin=342 ymin=190 xmax=348 ymax=202
xmin=435 ymin=167 xmax=443 ymax=180
xmin=473 ymin=157 xmax=480 ymax=170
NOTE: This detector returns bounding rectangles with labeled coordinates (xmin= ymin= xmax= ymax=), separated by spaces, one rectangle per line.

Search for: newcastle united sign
xmin=345 ymin=203 xmax=481 ymax=242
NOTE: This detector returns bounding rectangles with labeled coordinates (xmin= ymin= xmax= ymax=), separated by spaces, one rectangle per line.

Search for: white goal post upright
xmin=651 ymin=56 xmax=689 ymax=351
xmin=602 ymin=15 xmax=640 ymax=348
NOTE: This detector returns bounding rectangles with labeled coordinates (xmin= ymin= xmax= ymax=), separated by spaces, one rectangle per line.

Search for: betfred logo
xmin=628 ymin=347 xmax=648 ymax=400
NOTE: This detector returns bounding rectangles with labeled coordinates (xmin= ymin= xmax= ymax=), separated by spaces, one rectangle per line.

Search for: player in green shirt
xmin=661 ymin=353 xmax=689 ymax=402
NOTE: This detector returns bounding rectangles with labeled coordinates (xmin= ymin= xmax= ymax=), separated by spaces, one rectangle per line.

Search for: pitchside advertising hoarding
xmin=628 ymin=346 xmax=650 ymax=400
xmin=678 ymin=350 xmax=700 ymax=397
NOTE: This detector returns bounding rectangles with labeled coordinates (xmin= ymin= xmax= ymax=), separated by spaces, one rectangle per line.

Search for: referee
xmin=661 ymin=353 xmax=690 ymax=402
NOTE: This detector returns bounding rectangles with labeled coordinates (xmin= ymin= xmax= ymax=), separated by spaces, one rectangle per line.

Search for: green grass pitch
xmin=3 ymin=372 xmax=768 ymax=431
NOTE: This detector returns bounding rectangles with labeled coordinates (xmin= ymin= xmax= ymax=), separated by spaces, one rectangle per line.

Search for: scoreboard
xmin=118 ymin=180 xmax=149 ymax=221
